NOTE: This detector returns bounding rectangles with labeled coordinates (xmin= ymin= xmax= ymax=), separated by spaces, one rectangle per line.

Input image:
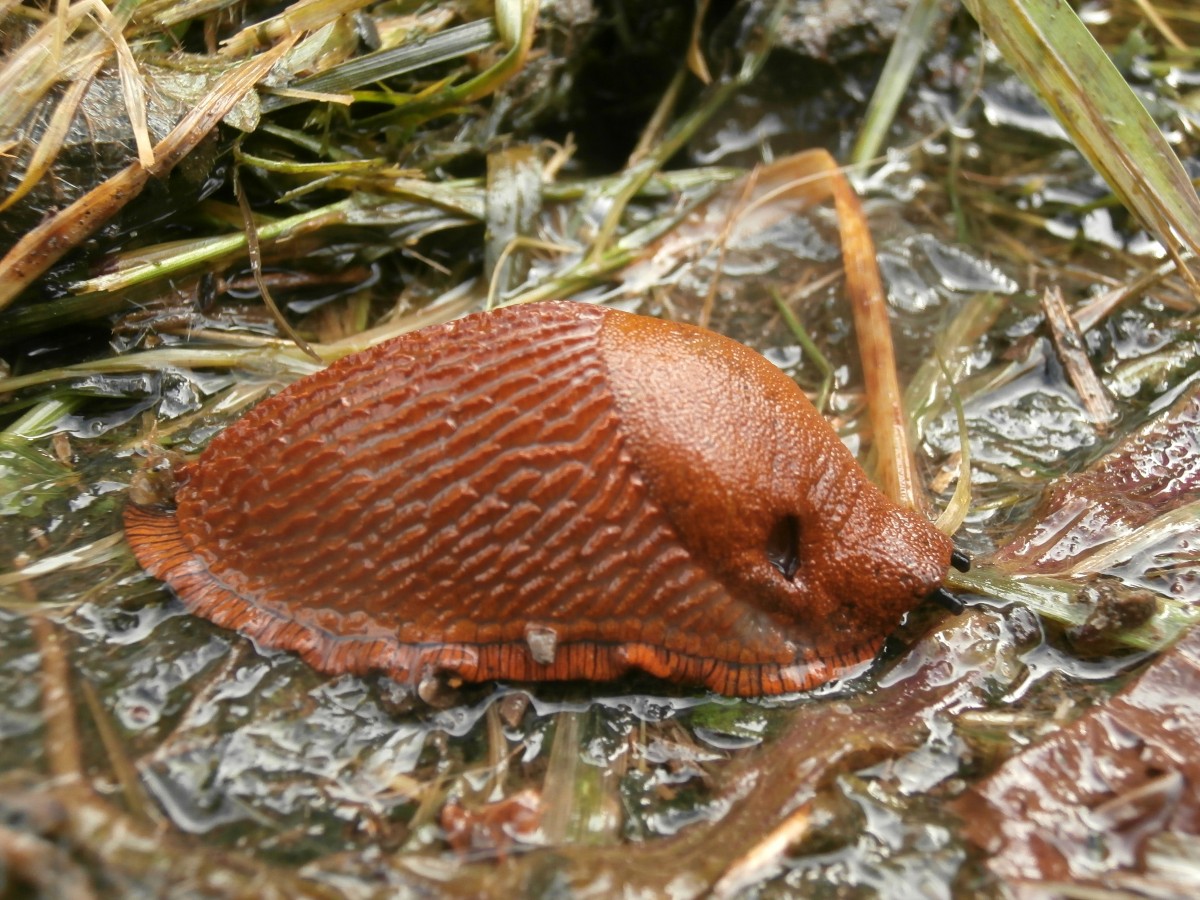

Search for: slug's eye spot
xmin=766 ymin=514 xmax=801 ymax=581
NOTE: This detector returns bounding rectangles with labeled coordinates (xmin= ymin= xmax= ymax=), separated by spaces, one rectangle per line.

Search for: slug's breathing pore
xmin=124 ymin=300 xmax=961 ymax=697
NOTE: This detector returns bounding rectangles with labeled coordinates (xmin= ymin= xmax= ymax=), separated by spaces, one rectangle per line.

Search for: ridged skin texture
xmin=124 ymin=300 xmax=953 ymax=696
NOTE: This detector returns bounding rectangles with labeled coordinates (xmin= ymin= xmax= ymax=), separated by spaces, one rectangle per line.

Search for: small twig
xmin=933 ymin=355 xmax=972 ymax=536
xmin=698 ymin=167 xmax=759 ymax=329
xmin=1041 ymin=284 xmax=1118 ymax=430
xmin=31 ymin=614 xmax=84 ymax=782
xmin=233 ymin=160 xmax=321 ymax=361
xmin=486 ymin=237 xmax=574 ymax=310
xmin=79 ymin=680 xmax=162 ymax=828
xmin=686 ymin=0 xmax=714 ymax=84
xmin=710 ymin=803 xmax=812 ymax=899
xmin=1075 ymin=256 xmax=1183 ymax=332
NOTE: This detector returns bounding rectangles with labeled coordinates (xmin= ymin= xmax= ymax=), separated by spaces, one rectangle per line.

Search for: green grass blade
xmin=263 ymin=19 xmax=499 ymax=112
xmin=852 ymin=0 xmax=947 ymax=164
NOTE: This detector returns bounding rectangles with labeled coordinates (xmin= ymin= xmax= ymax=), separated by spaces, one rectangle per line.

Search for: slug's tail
xmin=123 ymin=503 xmax=290 ymax=641
xmin=123 ymin=503 xmax=190 ymax=581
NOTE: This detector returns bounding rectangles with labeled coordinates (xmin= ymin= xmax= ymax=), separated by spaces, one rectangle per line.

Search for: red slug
xmin=124 ymin=300 xmax=962 ymax=697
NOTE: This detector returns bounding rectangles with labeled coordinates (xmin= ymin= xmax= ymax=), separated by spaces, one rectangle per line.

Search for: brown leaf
xmin=953 ymin=627 xmax=1200 ymax=885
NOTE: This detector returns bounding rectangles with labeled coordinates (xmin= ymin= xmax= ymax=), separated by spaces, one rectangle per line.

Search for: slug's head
xmin=599 ymin=312 xmax=956 ymax=658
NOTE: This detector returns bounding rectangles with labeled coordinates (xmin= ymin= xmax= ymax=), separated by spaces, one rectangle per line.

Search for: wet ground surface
xmin=2 ymin=1 xmax=1199 ymax=896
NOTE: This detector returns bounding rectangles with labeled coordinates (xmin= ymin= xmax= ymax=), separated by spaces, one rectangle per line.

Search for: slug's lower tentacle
xmin=928 ymin=587 xmax=966 ymax=615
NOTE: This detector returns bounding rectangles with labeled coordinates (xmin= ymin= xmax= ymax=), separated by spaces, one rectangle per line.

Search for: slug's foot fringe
xmin=124 ymin=502 xmax=321 ymax=658
xmin=618 ymin=639 xmax=885 ymax=696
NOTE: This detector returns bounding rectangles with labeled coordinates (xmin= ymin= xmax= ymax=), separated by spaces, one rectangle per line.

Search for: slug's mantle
xmin=124 ymin=301 xmax=954 ymax=696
